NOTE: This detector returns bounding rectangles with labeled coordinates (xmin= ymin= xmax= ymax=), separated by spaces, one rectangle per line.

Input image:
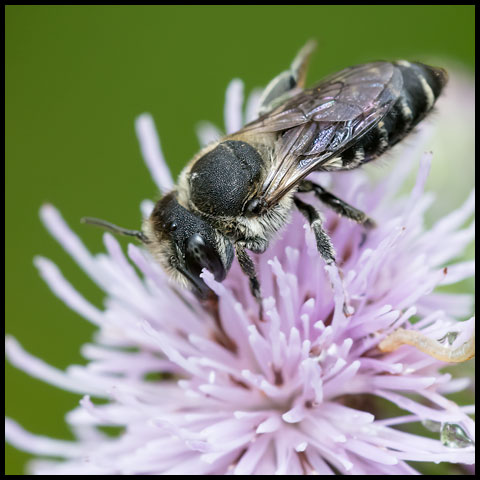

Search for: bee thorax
xmin=188 ymin=140 xmax=264 ymax=217
xmin=230 ymin=193 xmax=293 ymax=253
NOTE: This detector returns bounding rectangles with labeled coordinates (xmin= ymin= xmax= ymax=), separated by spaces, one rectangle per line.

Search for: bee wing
xmin=241 ymin=62 xmax=403 ymax=206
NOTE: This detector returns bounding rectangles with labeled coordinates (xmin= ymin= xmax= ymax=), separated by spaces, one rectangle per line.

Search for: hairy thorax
xmin=176 ymin=134 xmax=294 ymax=253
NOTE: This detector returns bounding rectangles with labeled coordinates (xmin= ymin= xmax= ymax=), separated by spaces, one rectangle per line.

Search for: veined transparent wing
xmin=240 ymin=62 xmax=403 ymax=206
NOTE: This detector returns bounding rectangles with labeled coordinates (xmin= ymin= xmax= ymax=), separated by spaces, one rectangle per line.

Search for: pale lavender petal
xmin=224 ymin=79 xmax=243 ymax=134
xmin=135 ymin=113 xmax=174 ymax=194
xmin=196 ymin=121 xmax=223 ymax=147
xmin=40 ymin=204 xmax=111 ymax=289
xmin=245 ymin=87 xmax=263 ymax=123
xmin=140 ymin=199 xmax=154 ymax=218
xmin=5 ymin=337 xmax=106 ymax=396
xmin=5 ymin=418 xmax=86 ymax=457
xmin=34 ymin=256 xmax=103 ymax=326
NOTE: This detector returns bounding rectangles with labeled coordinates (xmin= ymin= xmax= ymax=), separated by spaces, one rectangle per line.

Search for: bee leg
xmin=235 ymin=243 xmax=263 ymax=318
xmin=294 ymin=196 xmax=354 ymax=316
xmin=298 ymin=180 xmax=376 ymax=229
xmin=291 ymin=39 xmax=317 ymax=89
xmin=293 ymin=196 xmax=336 ymax=265
xmin=201 ymin=291 xmax=238 ymax=353
xmin=258 ymin=40 xmax=317 ymax=116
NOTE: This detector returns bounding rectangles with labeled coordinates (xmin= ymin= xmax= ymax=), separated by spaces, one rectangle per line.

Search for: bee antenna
xmin=81 ymin=217 xmax=149 ymax=244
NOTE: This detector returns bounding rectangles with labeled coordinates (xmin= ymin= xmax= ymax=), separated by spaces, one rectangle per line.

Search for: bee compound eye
xmin=185 ymin=233 xmax=226 ymax=283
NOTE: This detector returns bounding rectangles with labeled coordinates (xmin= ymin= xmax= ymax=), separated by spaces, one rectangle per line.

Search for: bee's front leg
xmin=235 ymin=243 xmax=263 ymax=319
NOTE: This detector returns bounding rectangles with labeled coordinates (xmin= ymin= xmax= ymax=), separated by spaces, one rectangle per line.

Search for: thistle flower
xmin=5 ymin=76 xmax=475 ymax=475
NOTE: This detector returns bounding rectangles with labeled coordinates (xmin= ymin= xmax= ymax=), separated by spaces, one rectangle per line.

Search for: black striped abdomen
xmin=339 ymin=61 xmax=448 ymax=169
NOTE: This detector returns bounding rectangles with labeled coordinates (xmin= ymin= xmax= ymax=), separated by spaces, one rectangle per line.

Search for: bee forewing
xmin=251 ymin=63 xmax=403 ymax=205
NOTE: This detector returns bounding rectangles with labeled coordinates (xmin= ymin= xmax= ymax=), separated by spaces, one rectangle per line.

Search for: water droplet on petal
xmin=440 ymin=423 xmax=474 ymax=448
xmin=438 ymin=331 xmax=458 ymax=345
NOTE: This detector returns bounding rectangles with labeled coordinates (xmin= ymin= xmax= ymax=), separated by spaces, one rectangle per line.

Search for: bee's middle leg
xmin=294 ymin=196 xmax=355 ymax=316
xmin=298 ymin=180 xmax=376 ymax=228
xmin=293 ymin=196 xmax=336 ymax=265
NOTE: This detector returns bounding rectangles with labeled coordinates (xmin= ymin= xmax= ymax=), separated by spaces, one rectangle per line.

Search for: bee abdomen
xmin=340 ymin=61 xmax=447 ymax=169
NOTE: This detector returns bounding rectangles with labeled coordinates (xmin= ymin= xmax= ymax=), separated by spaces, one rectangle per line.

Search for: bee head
xmin=143 ymin=192 xmax=234 ymax=297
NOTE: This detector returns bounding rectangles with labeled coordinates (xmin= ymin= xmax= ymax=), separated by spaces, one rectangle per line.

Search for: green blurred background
xmin=6 ymin=5 xmax=474 ymax=475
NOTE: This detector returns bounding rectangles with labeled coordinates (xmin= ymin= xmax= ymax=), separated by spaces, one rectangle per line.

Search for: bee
xmin=83 ymin=41 xmax=448 ymax=306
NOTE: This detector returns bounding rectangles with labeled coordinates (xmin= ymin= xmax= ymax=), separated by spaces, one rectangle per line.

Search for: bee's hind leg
xmin=298 ymin=180 xmax=376 ymax=229
xmin=258 ymin=40 xmax=317 ymax=116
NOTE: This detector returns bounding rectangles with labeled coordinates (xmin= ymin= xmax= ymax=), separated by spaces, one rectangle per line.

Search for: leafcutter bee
xmin=83 ymin=41 xmax=448 ymax=307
